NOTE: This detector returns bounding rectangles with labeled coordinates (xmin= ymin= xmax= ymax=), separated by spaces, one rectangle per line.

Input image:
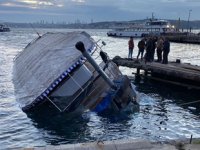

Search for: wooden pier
xmin=167 ymin=35 xmax=200 ymax=44
xmin=164 ymin=33 xmax=200 ymax=44
xmin=113 ymin=56 xmax=200 ymax=89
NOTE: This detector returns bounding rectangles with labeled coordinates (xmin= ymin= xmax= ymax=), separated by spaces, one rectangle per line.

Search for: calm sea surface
xmin=0 ymin=28 xmax=200 ymax=149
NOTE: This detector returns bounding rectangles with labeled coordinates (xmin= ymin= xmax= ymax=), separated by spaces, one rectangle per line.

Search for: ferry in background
xmin=0 ymin=24 xmax=10 ymax=32
xmin=107 ymin=19 xmax=177 ymax=38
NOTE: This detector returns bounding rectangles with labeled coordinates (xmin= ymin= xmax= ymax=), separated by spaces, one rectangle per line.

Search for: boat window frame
xmin=49 ymin=64 xmax=94 ymax=111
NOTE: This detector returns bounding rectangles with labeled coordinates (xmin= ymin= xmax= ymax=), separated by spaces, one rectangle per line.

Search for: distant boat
xmin=107 ymin=19 xmax=177 ymax=38
xmin=0 ymin=24 xmax=10 ymax=32
xmin=13 ymin=31 xmax=138 ymax=114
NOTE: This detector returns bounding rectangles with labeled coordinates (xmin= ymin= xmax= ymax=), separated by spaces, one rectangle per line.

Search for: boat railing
xmin=62 ymin=73 xmax=94 ymax=112
xmin=50 ymin=63 xmax=118 ymax=112
xmin=45 ymin=72 xmax=94 ymax=112
xmin=86 ymin=41 xmax=121 ymax=80
xmin=45 ymin=39 xmax=120 ymax=112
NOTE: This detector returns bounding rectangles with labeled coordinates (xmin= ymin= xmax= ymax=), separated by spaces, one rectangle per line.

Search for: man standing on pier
xmin=128 ymin=37 xmax=134 ymax=59
xmin=162 ymin=38 xmax=170 ymax=64
xmin=150 ymin=36 xmax=157 ymax=61
xmin=137 ymin=38 xmax=145 ymax=60
xmin=156 ymin=37 xmax=164 ymax=62
xmin=145 ymin=37 xmax=153 ymax=63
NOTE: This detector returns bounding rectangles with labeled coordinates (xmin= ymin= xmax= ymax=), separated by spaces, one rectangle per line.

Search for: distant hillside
xmin=3 ymin=19 xmax=200 ymax=29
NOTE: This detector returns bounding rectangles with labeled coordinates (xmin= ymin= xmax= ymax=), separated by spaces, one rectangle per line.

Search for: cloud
xmin=0 ymin=0 xmax=64 ymax=9
xmin=71 ymin=0 xmax=85 ymax=3
xmin=0 ymin=0 xmax=200 ymax=22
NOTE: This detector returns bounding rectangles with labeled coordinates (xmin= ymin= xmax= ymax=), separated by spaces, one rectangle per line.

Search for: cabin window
xmin=50 ymin=64 xmax=93 ymax=110
xmin=155 ymin=28 xmax=160 ymax=31
xmin=163 ymin=28 xmax=167 ymax=32
xmin=146 ymin=21 xmax=168 ymax=26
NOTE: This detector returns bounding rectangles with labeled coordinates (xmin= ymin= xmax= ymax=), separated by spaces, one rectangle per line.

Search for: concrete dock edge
xmin=19 ymin=138 xmax=200 ymax=150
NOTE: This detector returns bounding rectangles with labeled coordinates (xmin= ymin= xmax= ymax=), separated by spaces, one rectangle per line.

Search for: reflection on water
xmin=0 ymin=28 xmax=200 ymax=149
xmin=137 ymin=79 xmax=200 ymax=113
xmin=27 ymin=100 xmax=140 ymax=145
xmin=135 ymin=80 xmax=200 ymax=141
xmin=27 ymin=79 xmax=200 ymax=145
xmin=28 ymin=109 xmax=90 ymax=145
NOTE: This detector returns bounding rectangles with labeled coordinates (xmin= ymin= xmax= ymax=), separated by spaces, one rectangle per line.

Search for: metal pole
xmin=75 ymin=41 xmax=117 ymax=90
xmin=187 ymin=9 xmax=192 ymax=33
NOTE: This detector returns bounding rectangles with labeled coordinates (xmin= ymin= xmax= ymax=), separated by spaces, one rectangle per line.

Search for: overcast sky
xmin=0 ymin=0 xmax=199 ymax=23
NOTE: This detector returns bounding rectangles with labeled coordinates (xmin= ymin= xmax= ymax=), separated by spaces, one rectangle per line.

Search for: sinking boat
xmin=0 ymin=24 xmax=10 ymax=32
xmin=13 ymin=31 xmax=137 ymax=114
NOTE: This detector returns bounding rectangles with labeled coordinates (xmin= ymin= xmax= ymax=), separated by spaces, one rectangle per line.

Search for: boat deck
xmin=113 ymin=57 xmax=200 ymax=89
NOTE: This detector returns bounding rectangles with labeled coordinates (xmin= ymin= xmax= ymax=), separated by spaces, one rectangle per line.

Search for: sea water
xmin=0 ymin=28 xmax=200 ymax=149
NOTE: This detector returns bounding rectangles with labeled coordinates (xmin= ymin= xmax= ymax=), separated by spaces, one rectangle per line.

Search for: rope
xmin=139 ymin=99 xmax=200 ymax=108
xmin=179 ymin=99 xmax=200 ymax=106
xmin=45 ymin=95 xmax=62 ymax=112
xmin=30 ymin=23 xmax=41 ymax=37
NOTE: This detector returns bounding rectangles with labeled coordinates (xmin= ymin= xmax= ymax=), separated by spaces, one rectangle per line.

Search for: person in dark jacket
xmin=150 ymin=36 xmax=157 ymax=61
xmin=137 ymin=39 xmax=145 ymax=60
xmin=162 ymin=38 xmax=170 ymax=64
xmin=156 ymin=37 xmax=164 ymax=62
xmin=145 ymin=37 xmax=153 ymax=63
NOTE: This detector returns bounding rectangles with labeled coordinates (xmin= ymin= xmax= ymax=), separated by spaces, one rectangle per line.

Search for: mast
xmin=187 ymin=9 xmax=192 ymax=33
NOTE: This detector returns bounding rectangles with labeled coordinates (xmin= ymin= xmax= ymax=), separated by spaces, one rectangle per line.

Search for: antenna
xmin=187 ymin=9 xmax=192 ymax=33
xmin=152 ymin=12 xmax=154 ymax=20
xmin=30 ymin=23 xmax=41 ymax=37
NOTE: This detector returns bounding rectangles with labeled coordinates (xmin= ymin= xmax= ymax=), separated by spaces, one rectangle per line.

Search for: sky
xmin=0 ymin=0 xmax=199 ymax=23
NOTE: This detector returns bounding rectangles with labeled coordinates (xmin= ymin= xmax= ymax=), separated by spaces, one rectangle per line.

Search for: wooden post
xmin=144 ymin=70 xmax=148 ymax=76
xmin=136 ymin=68 xmax=140 ymax=76
xmin=135 ymin=68 xmax=141 ymax=81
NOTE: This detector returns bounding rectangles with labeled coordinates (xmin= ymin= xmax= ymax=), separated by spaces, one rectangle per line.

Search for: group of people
xmin=128 ymin=36 xmax=170 ymax=64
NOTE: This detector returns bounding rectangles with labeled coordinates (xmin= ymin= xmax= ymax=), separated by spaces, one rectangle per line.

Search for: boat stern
xmin=93 ymin=75 xmax=137 ymax=113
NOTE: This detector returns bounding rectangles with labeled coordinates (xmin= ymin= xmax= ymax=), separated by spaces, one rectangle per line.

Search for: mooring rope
xmin=139 ymin=99 xmax=200 ymax=108
xmin=137 ymin=91 xmax=200 ymax=108
xmin=179 ymin=99 xmax=200 ymax=106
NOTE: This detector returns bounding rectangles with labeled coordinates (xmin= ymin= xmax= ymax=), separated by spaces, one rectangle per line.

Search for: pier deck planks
xmin=113 ymin=57 xmax=200 ymax=86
